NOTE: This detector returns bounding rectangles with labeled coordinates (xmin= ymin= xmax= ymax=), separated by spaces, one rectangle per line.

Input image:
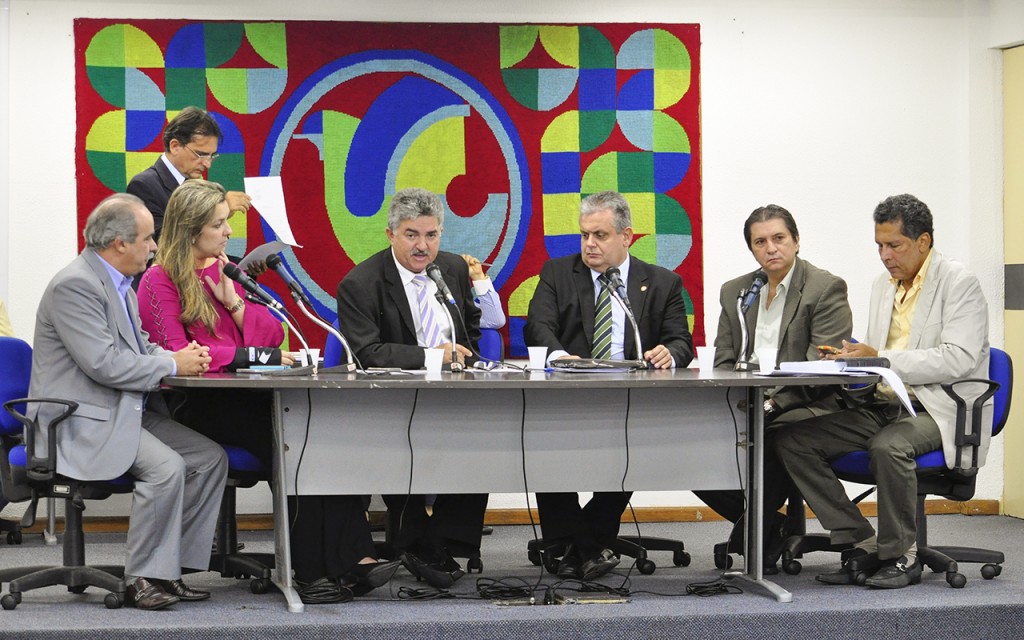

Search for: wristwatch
xmin=225 ymin=298 xmax=245 ymax=313
xmin=763 ymin=398 xmax=778 ymax=418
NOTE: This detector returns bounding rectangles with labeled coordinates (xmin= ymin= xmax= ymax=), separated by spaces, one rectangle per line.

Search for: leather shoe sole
xmin=125 ymin=577 xmax=180 ymax=610
xmin=580 ymin=549 xmax=620 ymax=581
xmin=816 ymin=549 xmax=881 ymax=586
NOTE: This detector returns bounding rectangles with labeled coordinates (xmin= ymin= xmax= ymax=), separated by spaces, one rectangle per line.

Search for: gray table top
xmin=163 ymin=366 xmax=872 ymax=390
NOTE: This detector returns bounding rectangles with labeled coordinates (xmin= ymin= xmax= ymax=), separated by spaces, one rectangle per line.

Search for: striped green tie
xmin=592 ymin=275 xmax=612 ymax=359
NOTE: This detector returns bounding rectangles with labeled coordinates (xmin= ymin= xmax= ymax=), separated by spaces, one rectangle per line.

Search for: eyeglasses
xmin=185 ymin=145 xmax=219 ymax=163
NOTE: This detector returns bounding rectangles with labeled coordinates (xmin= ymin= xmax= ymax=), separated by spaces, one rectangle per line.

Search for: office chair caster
xmin=637 ymin=558 xmax=656 ymax=575
xmin=1 ymin=592 xmax=21 ymax=609
xmin=673 ymin=550 xmax=691 ymax=567
xmin=250 ymin=577 xmax=271 ymax=594
xmin=6 ymin=530 xmax=21 ymax=545
xmin=467 ymin=557 xmax=483 ymax=573
xmin=981 ymin=563 xmax=1001 ymax=579
xmin=714 ymin=551 xmax=733 ymax=570
xmin=68 ymin=585 xmax=88 ymax=594
xmin=946 ymin=571 xmax=966 ymax=588
xmin=782 ymin=557 xmax=802 ymax=575
xmin=104 ymin=592 xmax=123 ymax=609
xmin=528 ymin=549 xmax=542 ymax=566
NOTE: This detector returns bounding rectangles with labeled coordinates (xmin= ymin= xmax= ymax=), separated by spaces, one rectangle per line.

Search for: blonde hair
xmin=154 ymin=180 xmax=228 ymax=335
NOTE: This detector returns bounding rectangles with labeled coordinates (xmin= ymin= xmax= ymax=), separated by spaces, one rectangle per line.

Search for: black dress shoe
xmin=580 ymin=548 xmax=620 ymax=581
xmin=344 ymin=559 xmax=401 ymax=595
xmin=154 ymin=578 xmax=211 ymax=601
xmin=864 ymin=556 xmax=922 ymax=589
xmin=295 ymin=576 xmax=353 ymax=604
xmin=555 ymin=546 xmax=582 ymax=579
xmin=125 ymin=577 xmax=179 ymax=610
xmin=400 ymin=552 xmax=464 ymax=589
xmin=816 ymin=548 xmax=881 ymax=585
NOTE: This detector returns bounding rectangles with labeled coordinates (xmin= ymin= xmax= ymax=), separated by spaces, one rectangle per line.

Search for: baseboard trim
xmin=20 ymin=499 xmax=1001 ymax=534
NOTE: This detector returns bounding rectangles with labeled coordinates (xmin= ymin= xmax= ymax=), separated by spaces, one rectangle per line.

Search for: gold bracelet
xmin=225 ymin=298 xmax=245 ymax=313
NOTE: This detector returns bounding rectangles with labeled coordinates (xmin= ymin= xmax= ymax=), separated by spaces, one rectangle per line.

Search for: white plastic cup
xmin=756 ymin=347 xmax=778 ymax=372
xmin=424 ymin=348 xmax=444 ymax=373
xmin=299 ymin=348 xmax=320 ymax=372
xmin=527 ymin=346 xmax=548 ymax=370
xmin=697 ymin=346 xmax=716 ymax=375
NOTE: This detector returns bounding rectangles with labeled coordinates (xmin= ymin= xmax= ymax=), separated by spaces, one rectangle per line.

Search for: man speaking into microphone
xmin=523 ymin=190 xmax=693 ymax=580
xmin=336 ymin=187 xmax=485 ymax=588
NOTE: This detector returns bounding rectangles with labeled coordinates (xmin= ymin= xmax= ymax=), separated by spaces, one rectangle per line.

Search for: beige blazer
xmin=866 ymin=250 xmax=992 ymax=470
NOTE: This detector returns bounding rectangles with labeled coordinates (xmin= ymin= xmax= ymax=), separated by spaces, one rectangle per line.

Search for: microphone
xmin=223 ymin=263 xmax=284 ymax=312
xmin=740 ymin=270 xmax=768 ymax=314
xmin=265 ymin=253 xmax=312 ymax=305
xmin=425 ymin=263 xmax=456 ymax=305
xmin=604 ymin=267 xmax=629 ymax=306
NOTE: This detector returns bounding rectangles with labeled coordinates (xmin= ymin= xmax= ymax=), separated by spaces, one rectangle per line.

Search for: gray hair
xmin=83 ymin=193 xmax=146 ymax=250
xmin=387 ymin=188 xmax=445 ymax=232
xmin=580 ymin=191 xmax=632 ymax=232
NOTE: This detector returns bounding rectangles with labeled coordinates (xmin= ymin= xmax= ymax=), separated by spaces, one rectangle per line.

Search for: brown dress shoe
xmin=125 ymin=577 xmax=179 ymax=610
xmin=155 ymin=579 xmax=211 ymax=601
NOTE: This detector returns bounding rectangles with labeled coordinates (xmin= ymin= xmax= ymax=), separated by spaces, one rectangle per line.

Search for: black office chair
xmin=527 ymin=521 xmax=691 ymax=575
xmin=0 ymin=396 xmax=133 ymax=608
xmin=208 ymin=445 xmax=274 ymax=594
xmin=780 ymin=347 xmax=1012 ymax=587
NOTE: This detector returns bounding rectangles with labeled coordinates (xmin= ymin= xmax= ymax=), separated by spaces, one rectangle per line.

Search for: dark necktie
xmin=592 ymin=275 xmax=612 ymax=359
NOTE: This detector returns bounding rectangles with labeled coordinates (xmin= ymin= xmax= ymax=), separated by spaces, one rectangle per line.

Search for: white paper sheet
xmin=243 ymin=176 xmax=301 ymax=246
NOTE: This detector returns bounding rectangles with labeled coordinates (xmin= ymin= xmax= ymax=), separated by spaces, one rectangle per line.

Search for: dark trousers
xmin=775 ymin=400 xmax=942 ymax=560
xmin=384 ymin=493 xmax=489 ymax=558
xmin=536 ymin=491 xmax=632 ymax=557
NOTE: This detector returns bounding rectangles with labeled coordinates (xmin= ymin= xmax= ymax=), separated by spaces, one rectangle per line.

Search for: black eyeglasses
xmin=185 ymin=145 xmax=219 ymax=162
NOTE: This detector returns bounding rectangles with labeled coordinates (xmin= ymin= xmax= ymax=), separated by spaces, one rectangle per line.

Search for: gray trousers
xmin=126 ymin=412 xmax=228 ymax=580
xmin=774 ymin=400 xmax=941 ymax=561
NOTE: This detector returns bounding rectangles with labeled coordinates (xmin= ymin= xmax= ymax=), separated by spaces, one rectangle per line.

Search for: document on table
xmin=756 ymin=360 xmax=915 ymax=416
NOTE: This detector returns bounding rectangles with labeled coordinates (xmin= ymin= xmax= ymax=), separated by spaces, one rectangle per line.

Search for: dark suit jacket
xmin=524 ymin=254 xmax=694 ymax=367
xmin=714 ymin=257 xmax=852 ymax=414
xmin=336 ymin=249 xmax=482 ymax=369
xmin=126 ymin=158 xmax=178 ymax=241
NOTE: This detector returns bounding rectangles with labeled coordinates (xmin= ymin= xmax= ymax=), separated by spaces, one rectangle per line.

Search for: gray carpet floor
xmin=0 ymin=514 xmax=1022 ymax=639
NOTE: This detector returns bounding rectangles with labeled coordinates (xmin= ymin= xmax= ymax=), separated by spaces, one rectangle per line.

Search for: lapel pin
xmin=640 ymin=285 xmax=648 ymax=292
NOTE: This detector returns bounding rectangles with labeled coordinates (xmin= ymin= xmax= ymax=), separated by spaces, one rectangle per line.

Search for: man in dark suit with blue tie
xmin=524 ymin=190 xmax=694 ymax=580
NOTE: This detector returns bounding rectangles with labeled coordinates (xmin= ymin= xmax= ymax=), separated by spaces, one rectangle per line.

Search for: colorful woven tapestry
xmin=75 ymin=20 xmax=703 ymax=354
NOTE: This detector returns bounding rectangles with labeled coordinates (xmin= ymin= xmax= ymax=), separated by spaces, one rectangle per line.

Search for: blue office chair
xmin=780 ymin=347 xmax=1012 ymax=587
xmin=0 ymin=337 xmax=131 ymax=609
xmin=0 ymin=336 xmax=30 ymax=546
xmin=478 ymin=328 xmax=503 ymax=363
xmin=208 ymin=445 xmax=274 ymax=594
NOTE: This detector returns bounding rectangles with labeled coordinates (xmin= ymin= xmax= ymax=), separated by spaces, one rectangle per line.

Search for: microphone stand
xmin=290 ymin=295 xmax=357 ymax=373
xmin=246 ymin=295 xmax=316 ymax=375
xmin=735 ymin=292 xmax=754 ymax=372
xmin=434 ymin=292 xmax=464 ymax=372
xmin=601 ymin=279 xmax=649 ymax=369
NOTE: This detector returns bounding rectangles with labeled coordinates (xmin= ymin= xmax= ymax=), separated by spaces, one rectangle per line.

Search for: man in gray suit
xmin=696 ymin=204 xmax=852 ymax=571
xmin=776 ymin=194 xmax=992 ymax=589
xmin=30 ymin=193 xmax=228 ymax=609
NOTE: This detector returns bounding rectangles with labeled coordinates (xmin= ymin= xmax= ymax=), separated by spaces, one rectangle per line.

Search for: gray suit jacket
xmin=866 ymin=251 xmax=992 ymax=470
xmin=714 ymin=257 xmax=852 ymax=415
xmin=29 ymin=249 xmax=175 ymax=480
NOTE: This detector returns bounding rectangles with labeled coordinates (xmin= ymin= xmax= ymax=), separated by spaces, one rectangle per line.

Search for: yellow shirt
xmin=885 ymin=249 xmax=934 ymax=350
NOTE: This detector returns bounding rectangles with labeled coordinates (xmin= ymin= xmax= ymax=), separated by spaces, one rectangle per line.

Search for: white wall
xmin=2 ymin=0 xmax=1017 ymax=516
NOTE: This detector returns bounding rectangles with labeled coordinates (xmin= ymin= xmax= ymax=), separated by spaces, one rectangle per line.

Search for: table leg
xmin=271 ymin=389 xmax=303 ymax=613
xmin=725 ymin=386 xmax=792 ymax=603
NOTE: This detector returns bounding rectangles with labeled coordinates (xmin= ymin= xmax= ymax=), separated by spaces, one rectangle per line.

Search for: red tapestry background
xmin=75 ymin=20 xmax=703 ymax=354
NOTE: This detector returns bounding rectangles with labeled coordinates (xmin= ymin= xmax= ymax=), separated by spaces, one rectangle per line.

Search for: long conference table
xmin=164 ymin=366 xmax=864 ymax=613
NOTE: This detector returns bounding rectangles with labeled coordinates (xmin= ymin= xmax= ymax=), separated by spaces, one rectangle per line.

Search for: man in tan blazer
xmin=30 ymin=194 xmax=227 ymax=609
xmin=776 ymin=194 xmax=991 ymax=589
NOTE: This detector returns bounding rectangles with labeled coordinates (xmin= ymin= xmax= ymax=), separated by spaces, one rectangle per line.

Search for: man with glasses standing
xmin=127 ymin=106 xmax=252 ymax=243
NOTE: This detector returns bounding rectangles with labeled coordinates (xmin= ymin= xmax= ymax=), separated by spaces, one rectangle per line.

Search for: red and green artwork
xmin=76 ymin=20 xmax=703 ymax=353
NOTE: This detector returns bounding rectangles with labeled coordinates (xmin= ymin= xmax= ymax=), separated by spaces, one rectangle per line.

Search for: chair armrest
xmin=2 ymin=398 xmax=79 ymax=482
xmin=940 ymin=378 xmax=998 ymax=474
